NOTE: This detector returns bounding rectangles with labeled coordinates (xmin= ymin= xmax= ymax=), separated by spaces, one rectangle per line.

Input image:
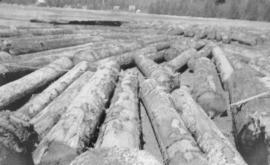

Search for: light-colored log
xmin=140 ymin=79 xmax=208 ymax=165
xmin=0 ymin=57 xmax=73 ymax=110
xmin=171 ymin=87 xmax=247 ymax=165
xmin=32 ymin=60 xmax=120 ymax=165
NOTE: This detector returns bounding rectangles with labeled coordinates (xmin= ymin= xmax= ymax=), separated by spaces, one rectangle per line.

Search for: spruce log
xmin=14 ymin=61 xmax=89 ymax=120
xmin=187 ymin=57 xmax=227 ymax=117
xmin=163 ymin=48 xmax=198 ymax=73
xmin=171 ymin=87 xmax=247 ymax=165
xmin=32 ymin=60 xmax=120 ymax=165
xmin=70 ymin=147 xmax=162 ymax=165
xmin=140 ymin=79 xmax=208 ymax=165
xmin=134 ymin=54 xmax=179 ymax=92
xmin=0 ymin=57 xmax=73 ymax=110
xmin=2 ymin=34 xmax=103 ymax=55
xmin=95 ymin=69 xmax=139 ymax=149
xmin=30 ymin=71 xmax=94 ymax=139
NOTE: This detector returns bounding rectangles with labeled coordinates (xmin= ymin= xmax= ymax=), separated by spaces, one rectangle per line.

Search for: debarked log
xmin=171 ymin=87 xmax=247 ymax=165
xmin=14 ymin=61 xmax=89 ymax=120
xmin=0 ymin=57 xmax=73 ymax=110
xmin=95 ymin=69 xmax=139 ymax=149
xmin=32 ymin=60 xmax=120 ymax=165
xmin=140 ymin=79 xmax=208 ymax=165
xmin=30 ymin=71 xmax=94 ymax=140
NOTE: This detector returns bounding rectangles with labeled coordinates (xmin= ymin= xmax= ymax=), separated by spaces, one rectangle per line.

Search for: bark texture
xmin=95 ymin=69 xmax=140 ymax=149
xmin=140 ymin=79 xmax=208 ymax=165
xmin=187 ymin=57 xmax=227 ymax=117
xmin=135 ymin=55 xmax=179 ymax=92
xmin=0 ymin=57 xmax=73 ymax=110
xmin=70 ymin=147 xmax=162 ymax=165
xmin=32 ymin=60 xmax=120 ymax=165
xmin=15 ymin=61 xmax=89 ymax=120
xmin=171 ymin=87 xmax=247 ymax=165
xmin=30 ymin=71 xmax=94 ymax=140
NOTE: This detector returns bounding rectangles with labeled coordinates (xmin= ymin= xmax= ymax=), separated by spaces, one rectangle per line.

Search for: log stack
xmin=2 ymin=5 xmax=270 ymax=165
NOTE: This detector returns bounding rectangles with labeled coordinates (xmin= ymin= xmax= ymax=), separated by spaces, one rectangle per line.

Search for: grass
xmin=1 ymin=0 xmax=270 ymax=21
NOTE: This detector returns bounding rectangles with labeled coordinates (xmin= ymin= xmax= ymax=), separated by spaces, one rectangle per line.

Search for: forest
xmin=1 ymin=0 xmax=270 ymax=21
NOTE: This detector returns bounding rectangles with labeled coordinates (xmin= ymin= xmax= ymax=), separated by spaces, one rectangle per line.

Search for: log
xmin=95 ymin=69 xmax=139 ymax=149
xmin=134 ymin=54 xmax=179 ymax=92
xmin=140 ymin=79 xmax=208 ymax=165
xmin=197 ymin=43 xmax=214 ymax=58
xmin=70 ymin=147 xmax=162 ymax=165
xmin=163 ymin=48 xmax=198 ymax=73
xmin=227 ymin=67 xmax=270 ymax=165
xmin=73 ymin=36 xmax=169 ymax=63
xmin=2 ymin=34 xmax=103 ymax=55
xmin=95 ymin=41 xmax=170 ymax=68
xmin=171 ymin=87 xmax=247 ymax=165
xmin=187 ymin=57 xmax=227 ymax=117
xmin=212 ymin=46 xmax=234 ymax=88
xmin=30 ymin=71 xmax=94 ymax=139
xmin=0 ymin=51 xmax=12 ymax=61
xmin=230 ymin=31 xmax=257 ymax=46
xmin=32 ymin=60 xmax=120 ymax=165
xmin=14 ymin=61 xmax=89 ymax=121
xmin=140 ymin=102 xmax=163 ymax=163
xmin=0 ymin=57 xmax=73 ymax=110
xmin=0 ymin=110 xmax=35 ymax=154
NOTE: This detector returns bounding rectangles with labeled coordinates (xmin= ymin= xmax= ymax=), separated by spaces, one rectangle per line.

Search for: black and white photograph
xmin=0 ymin=0 xmax=270 ymax=165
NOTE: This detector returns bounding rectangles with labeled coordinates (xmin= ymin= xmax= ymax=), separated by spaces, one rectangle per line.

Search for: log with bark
xmin=140 ymin=78 xmax=208 ymax=165
xmin=1 ymin=34 xmax=104 ymax=55
xmin=70 ymin=147 xmax=162 ymax=165
xmin=13 ymin=61 xmax=89 ymax=121
xmin=163 ymin=48 xmax=198 ymax=73
xmin=171 ymin=87 xmax=247 ymax=165
xmin=95 ymin=41 xmax=170 ymax=68
xmin=32 ymin=60 xmax=120 ymax=165
xmin=226 ymin=66 xmax=270 ymax=165
xmin=187 ymin=57 xmax=227 ymax=118
xmin=140 ymin=102 xmax=163 ymax=163
xmin=30 ymin=71 xmax=94 ymax=140
xmin=0 ymin=57 xmax=73 ymax=110
xmin=134 ymin=54 xmax=179 ymax=92
xmin=95 ymin=69 xmax=139 ymax=149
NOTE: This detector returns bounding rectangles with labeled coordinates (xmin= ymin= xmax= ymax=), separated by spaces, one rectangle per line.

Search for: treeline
xmin=1 ymin=0 xmax=270 ymax=21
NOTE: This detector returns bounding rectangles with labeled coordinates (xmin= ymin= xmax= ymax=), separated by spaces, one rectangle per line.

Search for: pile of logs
xmin=1 ymin=8 xmax=270 ymax=165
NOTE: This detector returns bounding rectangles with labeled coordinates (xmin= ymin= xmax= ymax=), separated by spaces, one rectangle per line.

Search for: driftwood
xmin=134 ymin=54 xmax=179 ymax=92
xmin=2 ymin=34 xmax=103 ymax=55
xmin=95 ymin=69 xmax=139 ymax=149
xmin=30 ymin=71 xmax=94 ymax=139
xmin=140 ymin=79 xmax=208 ymax=165
xmin=187 ymin=57 xmax=227 ymax=117
xmin=0 ymin=57 xmax=73 ymax=110
xmin=171 ymin=87 xmax=247 ymax=165
xmin=230 ymin=31 xmax=257 ymax=46
xmin=33 ymin=60 xmax=120 ymax=165
xmin=14 ymin=61 xmax=89 ymax=121
xmin=70 ymin=147 xmax=162 ymax=165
